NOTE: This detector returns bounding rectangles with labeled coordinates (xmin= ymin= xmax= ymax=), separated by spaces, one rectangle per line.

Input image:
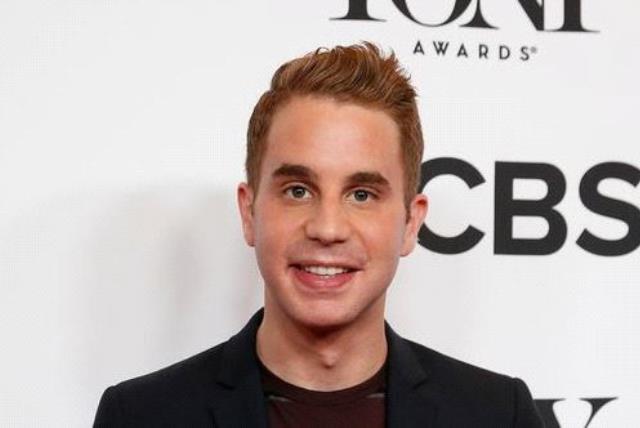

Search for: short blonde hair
xmin=246 ymin=42 xmax=423 ymax=209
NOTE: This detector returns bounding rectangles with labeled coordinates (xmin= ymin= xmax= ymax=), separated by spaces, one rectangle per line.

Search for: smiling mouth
xmin=297 ymin=265 xmax=356 ymax=277
xmin=291 ymin=264 xmax=359 ymax=289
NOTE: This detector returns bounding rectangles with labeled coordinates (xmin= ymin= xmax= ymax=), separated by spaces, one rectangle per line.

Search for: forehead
xmin=262 ymin=96 xmax=403 ymax=182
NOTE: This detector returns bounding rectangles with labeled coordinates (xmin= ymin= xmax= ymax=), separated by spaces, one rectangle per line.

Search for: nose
xmin=304 ymin=198 xmax=351 ymax=245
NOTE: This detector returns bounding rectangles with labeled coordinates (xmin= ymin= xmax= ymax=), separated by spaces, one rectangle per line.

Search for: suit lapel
xmin=386 ymin=323 xmax=439 ymax=428
xmin=206 ymin=311 xmax=439 ymax=428
xmin=208 ymin=310 xmax=268 ymax=428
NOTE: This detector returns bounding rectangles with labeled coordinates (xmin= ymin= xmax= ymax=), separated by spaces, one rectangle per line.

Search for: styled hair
xmin=246 ymin=41 xmax=423 ymax=210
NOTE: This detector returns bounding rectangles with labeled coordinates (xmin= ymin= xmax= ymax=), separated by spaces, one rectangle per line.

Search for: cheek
xmin=360 ymin=210 xmax=407 ymax=249
xmin=252 ymin=205 xmax=302 ymax=271
xmin=356 ymin=212 xmax=407 ymax=279
xmin=254 ymin=199 xmax=290 ymax=237
xmin=254 ymin=224 xmax=285 ymax=263
xmin=254 ymin=233 xmax=286 ymax=288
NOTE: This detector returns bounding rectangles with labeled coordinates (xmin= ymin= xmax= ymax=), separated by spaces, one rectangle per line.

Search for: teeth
xmin=302 ymin=266 xmax=349 ymax=276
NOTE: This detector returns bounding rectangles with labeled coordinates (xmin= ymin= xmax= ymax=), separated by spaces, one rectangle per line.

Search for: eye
xmin=350 ymin=189 xmax=373 ymax=202
xmin=285 ymin=185 xmax=311 ymax=200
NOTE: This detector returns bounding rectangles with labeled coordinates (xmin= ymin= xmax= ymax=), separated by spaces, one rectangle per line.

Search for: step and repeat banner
xmin=1 ymin=1 xmax=638 ymax=426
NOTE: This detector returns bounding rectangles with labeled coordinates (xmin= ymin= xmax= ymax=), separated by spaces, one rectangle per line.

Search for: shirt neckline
xmin=259 ymin=359 xmax=387 ymax=406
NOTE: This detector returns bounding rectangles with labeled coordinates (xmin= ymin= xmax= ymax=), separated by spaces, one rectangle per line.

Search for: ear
xmin=400 ymin=193 xmax=428 ymax=256
xmin=237 ymin=182 xmax=256 ymax=247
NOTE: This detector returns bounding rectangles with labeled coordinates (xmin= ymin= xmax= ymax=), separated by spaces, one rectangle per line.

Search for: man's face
xmin=238 ymin=95 xmax=427 ymax=331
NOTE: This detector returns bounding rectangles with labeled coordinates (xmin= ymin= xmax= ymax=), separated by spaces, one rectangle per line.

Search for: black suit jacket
xmin=94 ymin=309 xmax=544 ymax=427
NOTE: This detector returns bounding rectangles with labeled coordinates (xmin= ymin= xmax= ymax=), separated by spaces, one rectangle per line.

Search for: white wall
xmin=1 ymin=1 xmax=637 ymax=426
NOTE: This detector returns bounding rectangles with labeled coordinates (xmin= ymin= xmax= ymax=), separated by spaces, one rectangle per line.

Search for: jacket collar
xmin=209 ymin=309 xmax=438 ymax=427
xmin=208 ymin=309 xmax=268 ymax=428
xmin=385 ymin=322 xmax=438 ymax=427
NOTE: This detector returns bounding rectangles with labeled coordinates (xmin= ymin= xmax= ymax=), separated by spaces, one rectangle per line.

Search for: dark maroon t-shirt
xmin=259 ymin=360 xmax=386 ymax=428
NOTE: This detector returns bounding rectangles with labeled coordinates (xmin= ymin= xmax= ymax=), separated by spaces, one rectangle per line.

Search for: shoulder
xmin=400 ymin=338 xmax=543 ymax=427
xmin=94 ymin=310 xmax=265 ymax=427
xmin=119 ymin=342 xmax=225 ymax=396
xmin=405 ymin=337 xmax=513 ymax=388
xmin=94 ymin=343 xmax=226 ymax=427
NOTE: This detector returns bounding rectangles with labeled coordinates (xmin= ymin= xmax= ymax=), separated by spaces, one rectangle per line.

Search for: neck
xmin=256 ymin=302 xmax=387 ymax=391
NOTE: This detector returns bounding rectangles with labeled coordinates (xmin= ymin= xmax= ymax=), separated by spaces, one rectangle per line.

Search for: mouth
xmin=290 ymin=262 xmax=360 ymax=290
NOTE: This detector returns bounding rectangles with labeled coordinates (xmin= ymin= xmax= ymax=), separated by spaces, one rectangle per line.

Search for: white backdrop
xmin=1 ymin=1 xmax=638 ymax=426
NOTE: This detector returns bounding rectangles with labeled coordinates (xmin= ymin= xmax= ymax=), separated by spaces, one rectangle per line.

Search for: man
xmin=94 ymin=42 xmax=544 ymax=427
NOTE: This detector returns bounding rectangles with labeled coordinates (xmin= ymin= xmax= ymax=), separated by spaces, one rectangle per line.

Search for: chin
xmin=301 ymin=310 xmax=351 ymax=330
xmin=288 ymin=300 xmax=373 ymax=334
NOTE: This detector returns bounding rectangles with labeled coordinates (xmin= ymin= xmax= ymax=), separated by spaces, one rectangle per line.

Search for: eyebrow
xmin=272 ymin=163 xmax=318 ymax=180
xmin=346 ymin=171 xmax=391 ymax=189
xmin=272 ymin=163 xmax=390 ymax=189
